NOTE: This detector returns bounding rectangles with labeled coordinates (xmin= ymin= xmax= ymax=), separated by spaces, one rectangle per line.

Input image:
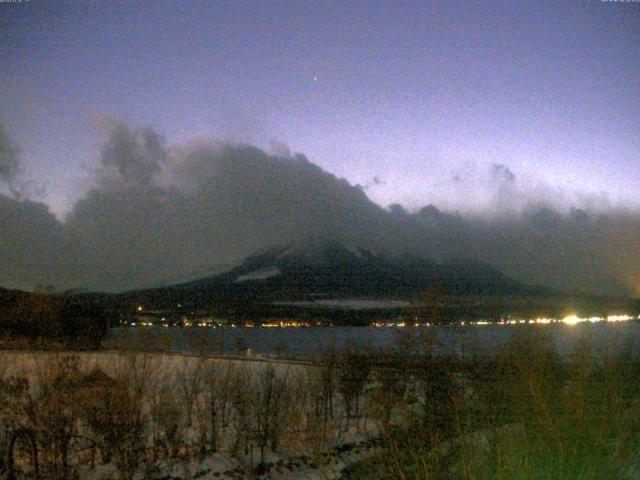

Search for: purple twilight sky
xmin=2 ymin=1 xmax=639 ymax=218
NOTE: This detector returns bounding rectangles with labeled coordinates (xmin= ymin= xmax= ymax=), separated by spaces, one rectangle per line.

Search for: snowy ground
xmin=0 ymin=350 xmax=384 ymax=480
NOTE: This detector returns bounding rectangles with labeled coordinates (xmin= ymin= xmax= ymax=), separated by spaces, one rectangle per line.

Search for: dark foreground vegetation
xmin=1 ymin=329 xmax=640 ymax=479
xmin=0 ymin=290 xmax=110 ymax=349
xmin=351 ymin=331 xmax=640 ymax=480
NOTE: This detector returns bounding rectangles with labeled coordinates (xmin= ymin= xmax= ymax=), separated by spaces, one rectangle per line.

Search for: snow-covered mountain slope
xmin=234 ymin=266 xmax=281 ymax=283
xmin=171 ymin=237 xmax=534 ymax=300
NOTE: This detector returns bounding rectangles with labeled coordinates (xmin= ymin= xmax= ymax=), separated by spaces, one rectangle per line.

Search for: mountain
xmin=3 ymin=238 xmax=636 ymax=325
xmin=0 ymin=286 xmax=21 ymax=305
xmin=146 ymin=237 xmax=539 ymax=303
xmin=118 ymin=238 xmax=640 ymax=322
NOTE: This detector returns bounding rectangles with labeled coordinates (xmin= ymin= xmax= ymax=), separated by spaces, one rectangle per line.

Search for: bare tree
xmin=367 ymin=361 xmax=407 ymax=431
xmin=34 ymin=355 xmax=83 ymax=480
xmin=175 ymin=356 xmax=205 ymax=429
xmin=252 ymin=365 xmax=292 ymax=466
xmin=299 ymin=359 xmax=340 ymax=450
xmin=228 ymin=364 xmax=252 ymax=461
xmin=75 ymin=367 xmax=144 ymax=480
xmin=337 ymin=353 xmax=371 ymax=431
xmin=317 ymin=353 xmax=338 ymax=424
xmin=0 ymin=374 xmax=37 ymax=480
xmin=196 ymin=359 xmax=229 ymax=456
xmin=153 ymin=385 xmax=182 ymax=459
xmin=5 ymin=428 xmax=39 ymax=480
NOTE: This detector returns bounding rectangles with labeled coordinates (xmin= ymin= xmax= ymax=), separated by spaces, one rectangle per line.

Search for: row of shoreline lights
xmin=373 ymin=314 xmax=639 ymax=328
xmin=467 ymin=314 xmax=639 ymax=326
xmin=134 ymin=305 xmax=638 ymax=328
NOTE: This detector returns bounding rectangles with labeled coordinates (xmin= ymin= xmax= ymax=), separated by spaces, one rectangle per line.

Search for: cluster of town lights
xmin=132 ymin=305 xmax=638 ymax=328
xmin=371 ymin=314 xmax=639 ymax=328
xmin=491 ymin=314 xmax=638 ymax=326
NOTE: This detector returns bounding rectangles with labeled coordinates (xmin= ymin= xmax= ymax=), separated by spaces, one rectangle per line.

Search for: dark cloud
xmin=98 ymin=121 xmax=167 ymax=188
xmin=417 ymin=204 xmax=444 ymax=227
xmin=569 ymin=207 xmax=589 ymax=223
xmin=60 ymin=124 xmax=429 ymax=290
xmin=0 ymin=122 xmax=639 ymax=297
xmin=0 ymin=194 xmax=76 ymax=291
xmin=388 ymin=203 xmax=408 ymax=216
xmin=412 ymin=205 xmax=640 ymax=297
xmin=490 ymin=163 xmax=516 ymax=184
xmin=268 ymin=138 xmax=292 ymax=159
xmin=0 ymin=121 xmax=20 ymax=196
xmin=354 ymin=176 xmax=384 ymax=191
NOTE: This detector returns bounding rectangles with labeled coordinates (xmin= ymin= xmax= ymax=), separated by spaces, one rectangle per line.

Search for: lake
xmin=105 ymin=321 xmax=640 ymax=358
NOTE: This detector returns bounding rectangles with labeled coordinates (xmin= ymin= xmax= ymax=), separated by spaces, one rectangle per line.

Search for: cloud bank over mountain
xmin=0 ymin=121 xmax=21 ymax=197
xmin=0 ymin=122 xmax=638 ymax=296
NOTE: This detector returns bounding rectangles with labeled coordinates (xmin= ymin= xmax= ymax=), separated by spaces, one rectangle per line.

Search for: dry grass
xmin=356 ymin=328 xmax=640 ymax=480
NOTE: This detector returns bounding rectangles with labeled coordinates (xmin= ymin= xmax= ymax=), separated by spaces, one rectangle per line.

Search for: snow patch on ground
xmin=80 ymin=436 xmax=381 ymax=480
xmin=234 ymin=266 xmax=281 ymax=283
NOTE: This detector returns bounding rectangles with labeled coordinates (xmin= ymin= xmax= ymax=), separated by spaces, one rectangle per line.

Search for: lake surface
xmin=106 ymin=321 xmax=640 ymax=358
